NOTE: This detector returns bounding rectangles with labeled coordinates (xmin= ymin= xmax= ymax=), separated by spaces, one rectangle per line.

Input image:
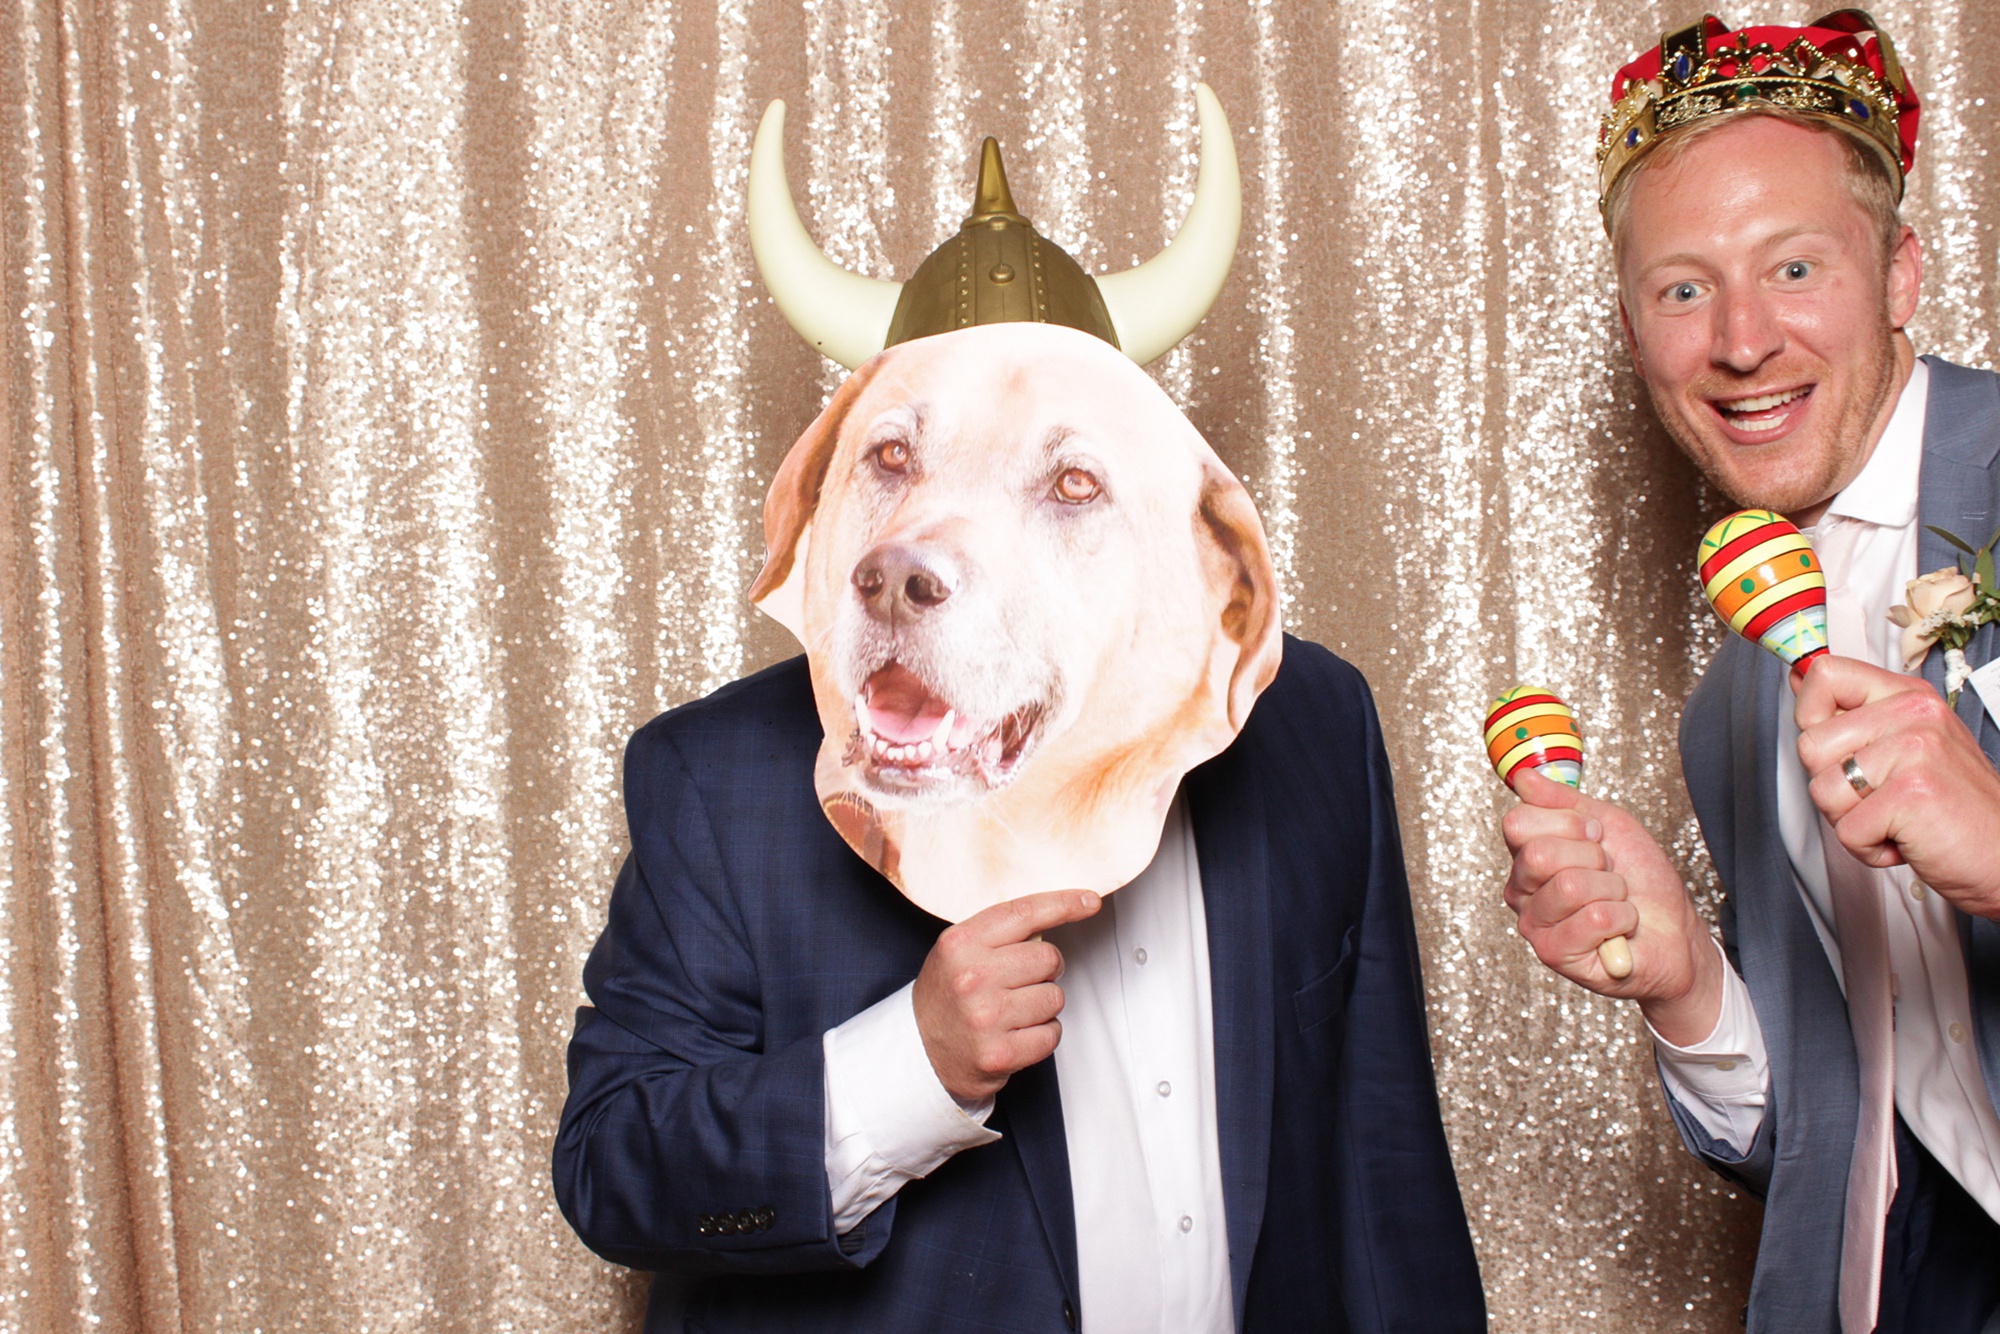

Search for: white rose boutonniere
xmin=1889 ymin=525 xmax=2000 ymax=705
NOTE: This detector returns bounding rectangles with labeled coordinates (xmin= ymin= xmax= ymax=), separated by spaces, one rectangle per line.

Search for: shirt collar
xmin=1824 ymin=357 xmax=1928 ymax=530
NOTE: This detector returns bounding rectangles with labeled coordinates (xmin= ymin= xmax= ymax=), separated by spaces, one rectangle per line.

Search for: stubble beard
xmin=1651 ymin=320 xmax=1904 ymax=520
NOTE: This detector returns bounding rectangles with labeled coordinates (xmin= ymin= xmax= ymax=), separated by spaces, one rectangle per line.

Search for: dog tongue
xmin=864 ymin=663 xmax=953 ymax=744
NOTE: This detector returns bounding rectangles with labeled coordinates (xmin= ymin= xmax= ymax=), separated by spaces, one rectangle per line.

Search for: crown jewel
xmin=1597 ymin=10 xmax=1919 ymax=220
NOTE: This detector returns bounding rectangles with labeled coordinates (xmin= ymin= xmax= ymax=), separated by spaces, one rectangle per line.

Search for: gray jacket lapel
xmin=1682 ymin=610 xmax=1855 ymax=1332
xmin=1914 ymin=356 xmax=2000 ymax=1126
xmin=1916 ymin=357 xmax=2000 ymax=737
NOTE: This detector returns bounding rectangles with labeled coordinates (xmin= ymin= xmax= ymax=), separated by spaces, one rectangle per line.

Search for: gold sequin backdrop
xmin=5 ymin=0 xmax=1999 ymax=1327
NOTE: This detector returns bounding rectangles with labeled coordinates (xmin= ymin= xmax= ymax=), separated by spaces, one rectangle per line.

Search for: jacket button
xmin=716 ymin=1214 xmax=737 ymax=1235
xmin=697 ymin=1214 xmax=715 ymax=1236
xmin=754 ymin=1207 xmax=775 ymax=1230
xmin=737 ymin=1210 xmax=759 ymax=1231
xmin=1062 ymin=1298 xmax=1077 ymax=1330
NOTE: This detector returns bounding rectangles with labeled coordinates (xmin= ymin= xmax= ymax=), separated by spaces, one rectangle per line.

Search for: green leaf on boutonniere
xmin=1981 ymin=546 xmax=1997 ymax=593
xmin=1927 ymin=524 xmax=1979 ymax=555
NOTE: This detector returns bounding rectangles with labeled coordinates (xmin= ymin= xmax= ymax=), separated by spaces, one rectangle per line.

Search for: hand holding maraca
xmin=1488 ymin=689 xmax=1727 ymax=1037
xmin=1499 ymin=766 xmax=1729 ymax=1041
xmin=1701 ymin=510 xmax=2000 ymax=920
xmin=1484 ymin=690 xmax=1629 ymax=979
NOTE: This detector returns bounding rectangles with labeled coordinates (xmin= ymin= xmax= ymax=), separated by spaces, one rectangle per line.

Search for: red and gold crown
xmin=1597 ymin=9 xmax=1919 ymax=219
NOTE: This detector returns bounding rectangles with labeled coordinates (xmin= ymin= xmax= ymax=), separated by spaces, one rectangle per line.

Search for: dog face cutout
xmin=751 ymin=323 xmax=1282 ymax=922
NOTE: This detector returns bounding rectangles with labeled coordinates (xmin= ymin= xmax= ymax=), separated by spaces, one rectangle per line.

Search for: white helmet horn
xmin=1095 ymin=83 xmax=1242 ymax=365
xmin=747 ymin=100 xmax=904 ymax=371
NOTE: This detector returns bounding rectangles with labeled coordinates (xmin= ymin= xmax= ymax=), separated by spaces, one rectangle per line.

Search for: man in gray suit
xmin=1500 ymin=13 xmax=2000 ymax=1334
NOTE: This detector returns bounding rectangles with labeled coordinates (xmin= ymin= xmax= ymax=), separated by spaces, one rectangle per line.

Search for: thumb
xmin=1511 ymin=763 xmax=1584 ymax=811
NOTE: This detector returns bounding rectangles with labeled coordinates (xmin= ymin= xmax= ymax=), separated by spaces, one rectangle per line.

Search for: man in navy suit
xmin=552 ymin=633 xmax=1486 ymax=1332
xmin=1502 ymin=13 xmax=2000 ymax=1334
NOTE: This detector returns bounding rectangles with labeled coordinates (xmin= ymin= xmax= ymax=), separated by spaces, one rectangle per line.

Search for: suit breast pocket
xmin=1292 ymin=924 xmax=1359 ymax=1034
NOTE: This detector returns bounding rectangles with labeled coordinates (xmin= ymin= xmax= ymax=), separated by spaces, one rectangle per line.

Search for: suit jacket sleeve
xmin=551 ymin=724 xmax=896 ymax=1276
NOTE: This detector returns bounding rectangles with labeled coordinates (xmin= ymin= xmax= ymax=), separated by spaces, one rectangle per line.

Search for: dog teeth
xmin=854 ymin=695 xmax=874 ymax=738
xmin=930 ymin=709 xmax=956 ymax=750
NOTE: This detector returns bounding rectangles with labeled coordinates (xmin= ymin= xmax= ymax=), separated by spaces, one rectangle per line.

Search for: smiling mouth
xmin=843 ymin=662 xmax=1046 ymax=795
xmin=1712 ymin=385 xmax=1812 ymax=435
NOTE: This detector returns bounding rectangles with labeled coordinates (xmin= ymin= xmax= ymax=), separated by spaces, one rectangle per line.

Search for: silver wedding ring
xmin=1842 ymin=755 xmax=1874 ymax=798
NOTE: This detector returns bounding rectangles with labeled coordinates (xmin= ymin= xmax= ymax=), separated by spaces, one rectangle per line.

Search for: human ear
xmin=1885 ymin=224 xmax=1922 ymax=331
xmin=1618 ymin=296 xmax=1647 ymax=381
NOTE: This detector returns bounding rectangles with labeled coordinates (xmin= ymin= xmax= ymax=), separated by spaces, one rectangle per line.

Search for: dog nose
xmin=852 ymin=543 xmax=956 ymax=618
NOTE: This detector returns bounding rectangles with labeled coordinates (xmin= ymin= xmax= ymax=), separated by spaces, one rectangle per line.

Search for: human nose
xmin=1708 ymin=283 xmax=1785 ymax=374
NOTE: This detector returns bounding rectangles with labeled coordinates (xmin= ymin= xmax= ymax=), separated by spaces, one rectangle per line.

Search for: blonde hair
xmin=1606 ymin=107 xmax=1903 ymax=263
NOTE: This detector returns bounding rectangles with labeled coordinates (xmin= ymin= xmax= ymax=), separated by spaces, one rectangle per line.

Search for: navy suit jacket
xmin=553 ymin=635 xmax=1485 ymax=1333
xmin=1673 ymin=357 xmax=2000 ymax=1334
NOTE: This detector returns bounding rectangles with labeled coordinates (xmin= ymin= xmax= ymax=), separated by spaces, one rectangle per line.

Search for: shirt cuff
xmin=823 ymin=982 xmax=1002 ymax=1233
xmin=1649 ymin=939 xmax=1769 ymax=1155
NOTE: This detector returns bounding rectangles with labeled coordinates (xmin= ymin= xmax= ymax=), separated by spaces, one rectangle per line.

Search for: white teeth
xmin=917 ymin=741 xmax=933 ymax=760
xmin=931 ymin=709 xmax=956 ymax=750
xmin=1720 ymin=387 xmax=1808 ymax=413
xmin=854 ymin=695 xmax=874 ymax=737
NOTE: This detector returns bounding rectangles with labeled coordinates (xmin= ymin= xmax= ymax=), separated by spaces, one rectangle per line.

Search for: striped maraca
xmin=1698 ymin=509 xmax=1830 ymax=676
xmin=1483 ymin=687 xmax=1633 ymax=980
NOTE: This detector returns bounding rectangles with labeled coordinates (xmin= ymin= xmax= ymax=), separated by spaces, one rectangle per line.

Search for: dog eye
xmin=871 ymin=439 xmax=912 ymax=474
xmin=1052 ymin=467 xmax=1101 ymax=504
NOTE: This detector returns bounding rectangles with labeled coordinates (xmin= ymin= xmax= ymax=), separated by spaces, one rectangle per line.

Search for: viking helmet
xmin=748 ymin=84 xmax=1241 ymax=368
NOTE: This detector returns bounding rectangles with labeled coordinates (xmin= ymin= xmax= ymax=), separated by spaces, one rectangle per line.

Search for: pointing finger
xmin=966 ymin=889 xmax=1104 ymax=948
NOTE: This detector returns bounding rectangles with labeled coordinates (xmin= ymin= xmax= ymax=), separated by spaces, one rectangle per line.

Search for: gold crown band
xmin=1597 ymin=25 xmax=1905 ymax=218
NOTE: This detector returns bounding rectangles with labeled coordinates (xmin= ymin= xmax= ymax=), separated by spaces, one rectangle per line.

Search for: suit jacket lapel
xmin=998 ymin=1055 xmax=1079 ymax=1309
xmin=1916 ymin=357 xmax=2000 ymax=736
xmin=1704 ymin=625 xmax=1863 ymax=1322
xmin=1188 ymin=758 xmax=1274 ymax=1332
xmin=1712 ymin=635 xmax=1829 ymax=1119
xmin=1914 ymin=356 xmax=2000 ymax=1124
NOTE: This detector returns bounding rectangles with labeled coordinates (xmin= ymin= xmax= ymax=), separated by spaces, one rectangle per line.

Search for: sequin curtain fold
xmin=5 ymin=1 xmax=1999 ymax=1329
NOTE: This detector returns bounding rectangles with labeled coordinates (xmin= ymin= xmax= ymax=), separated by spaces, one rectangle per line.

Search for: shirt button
xmin=1179 ymin=1215 xmax=1194 ymax=1233
xmin=1911 ymin=880 xmax=1928 ymax=901
xmin=1157 ymin=1081 xmax=1172 ymax=1098
xmin=1133 ymin=947 xmax=1148 ymax=965
xmin=1949 ymin=1021 xmax=1968 ymax=1044
xmin=1715 ymin=1059 xmax=1737 ymax=1072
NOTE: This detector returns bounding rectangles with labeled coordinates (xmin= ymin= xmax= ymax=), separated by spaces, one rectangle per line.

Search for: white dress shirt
xmin=1654 ymin=359 xmax=2000 ymax=1221
xmin=821 ymin=798 xmax=1235 ymax=1334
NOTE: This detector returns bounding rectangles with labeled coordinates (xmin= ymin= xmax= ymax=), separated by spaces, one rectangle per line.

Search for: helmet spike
xmin=971 ymin=138 xmax=1022 ymax=220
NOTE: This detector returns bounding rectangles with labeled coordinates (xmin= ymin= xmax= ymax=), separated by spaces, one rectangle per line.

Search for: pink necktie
xmin=1816 ymin=516 xmax=1896 ymax=1334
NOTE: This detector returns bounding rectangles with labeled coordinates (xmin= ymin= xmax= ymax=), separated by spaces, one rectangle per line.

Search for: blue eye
xmin=1669 ymin=282 xmax=1699 ymax=303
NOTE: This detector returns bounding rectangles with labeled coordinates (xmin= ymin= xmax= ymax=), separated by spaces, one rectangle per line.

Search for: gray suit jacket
xmin=1674 ymin=356 xmax=2000 ymax=1334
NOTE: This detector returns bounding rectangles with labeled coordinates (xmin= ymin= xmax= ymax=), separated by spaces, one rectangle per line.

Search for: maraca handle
xmin=1598 ymin=935 xmax=1634 ymax=979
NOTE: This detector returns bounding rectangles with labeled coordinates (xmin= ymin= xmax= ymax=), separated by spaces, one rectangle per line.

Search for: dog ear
xmin=749 ymin=353 xmax=888 ymax=639
xmin=1197 ymin=464 xmax=1284 ymax=730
